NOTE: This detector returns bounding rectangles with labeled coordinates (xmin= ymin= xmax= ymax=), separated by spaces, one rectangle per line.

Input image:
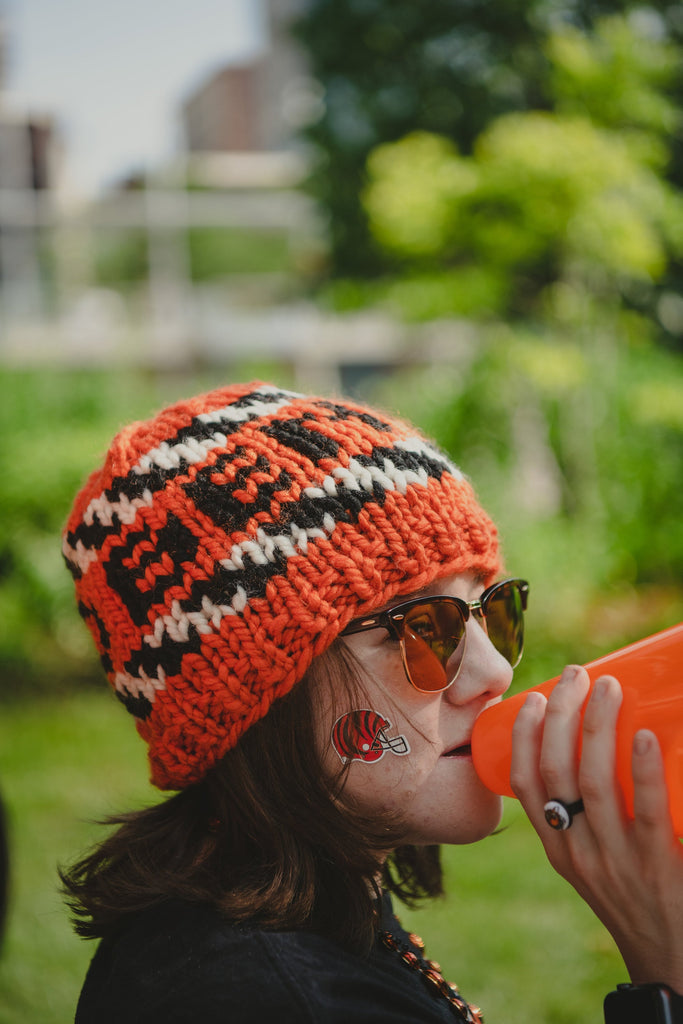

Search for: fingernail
xmin=522 ymin=692 xmax=545 ymax=712
xmin=558 ymin=665 xmax=580 ymax=685
xmin=591 ymin=678 xmax=609 ymax=701
xmin=634 ymin=730 xmax=654 ymax=756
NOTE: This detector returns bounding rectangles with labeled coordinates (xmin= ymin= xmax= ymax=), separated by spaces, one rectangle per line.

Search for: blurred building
xmin=183 ymin=64 xmax=264 ymax=153
xmin=0 ymin=14 xmax=60 ymax=317
xmin=181 ymin=0 xmax=317 ymax=162
xmin=0 ymin=112 xmax=53 ymax=190
xmin=0 ymin=0 xmax=420 ymax=394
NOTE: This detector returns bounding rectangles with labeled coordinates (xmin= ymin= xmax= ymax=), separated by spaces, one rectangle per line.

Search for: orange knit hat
xmin=63 ymin=382 xmax=500 ymax=789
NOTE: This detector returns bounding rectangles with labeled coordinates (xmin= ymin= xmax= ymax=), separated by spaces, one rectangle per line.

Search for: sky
xmin=4 ymin=0 xmax=266 ymax=197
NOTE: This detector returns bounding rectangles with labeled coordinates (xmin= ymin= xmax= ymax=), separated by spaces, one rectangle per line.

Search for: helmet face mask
xmin=331 ymin=710 xmax=410 ymax=764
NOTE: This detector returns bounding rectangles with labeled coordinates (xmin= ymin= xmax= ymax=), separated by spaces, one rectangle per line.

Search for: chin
xmin=457 ymin=792 xmax=505 ymax=845
xmin=408 ymin=793 xmax=504 ymax=847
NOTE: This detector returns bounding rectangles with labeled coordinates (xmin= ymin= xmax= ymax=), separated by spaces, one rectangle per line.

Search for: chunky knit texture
xmin=62 ymin=382 xmax=501 ymax=789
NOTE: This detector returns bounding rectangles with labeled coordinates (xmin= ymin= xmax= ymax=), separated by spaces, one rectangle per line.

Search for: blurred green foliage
xmin=0 ymin=692 xmax=152 ymax=1024
xmin=94 ymin=226 xmax=293 ymax=289
xmin=547 ymin=13 xmax=681 ymax=134
xmin=294 ymin=1 xmax=683 ymax=318
xmin=187 ymin=227 xmax=292 ymax=279
xmin=94 ymin=230 xmax=149 ymax=288
xmin=344 ymin=14 xmax=683 ymax=332
xmin=363 ymin=110 xmax=682 ymax=318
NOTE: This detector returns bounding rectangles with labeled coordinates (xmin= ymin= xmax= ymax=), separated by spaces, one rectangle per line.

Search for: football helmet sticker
xmin=331 ymin=709 xmax=410 ymax=764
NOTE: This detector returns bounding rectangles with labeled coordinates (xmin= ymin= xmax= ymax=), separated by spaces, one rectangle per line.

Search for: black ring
xmin=544 ymin=798 xmax=585 ymax=831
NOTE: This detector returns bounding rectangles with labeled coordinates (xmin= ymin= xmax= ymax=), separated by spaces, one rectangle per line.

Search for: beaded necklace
xmin=378 ymin=928 xmax=485 ymax=1023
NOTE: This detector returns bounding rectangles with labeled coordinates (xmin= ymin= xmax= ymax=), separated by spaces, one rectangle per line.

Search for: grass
xmin=0 ymin=690 xmax=153 ymax=1024
xmin=0 ymin=690 xmax=625 ymax=1024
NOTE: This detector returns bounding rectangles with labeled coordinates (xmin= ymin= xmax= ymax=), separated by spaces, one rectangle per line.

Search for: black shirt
xmin=75 ymin=895 xmax=481 ymax=1023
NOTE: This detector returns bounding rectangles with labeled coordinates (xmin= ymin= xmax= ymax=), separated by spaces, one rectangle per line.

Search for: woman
xmin=61 ymin=381 xmax=683 ymax=1023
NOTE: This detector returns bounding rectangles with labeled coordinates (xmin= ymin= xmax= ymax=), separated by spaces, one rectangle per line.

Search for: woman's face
xmin=318 ymin=573 xmax=514 ymax=846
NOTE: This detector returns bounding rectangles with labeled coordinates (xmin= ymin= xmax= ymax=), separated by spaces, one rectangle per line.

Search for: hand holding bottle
xmin=472 ymin=623 xmax=683 ymax=835
xmin=507 ymin=663 xmax=683 ymax=995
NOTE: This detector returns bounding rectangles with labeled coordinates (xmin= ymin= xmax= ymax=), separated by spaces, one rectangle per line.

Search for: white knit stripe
xmin=337 ymin=456 xmax=429 ymax=495
xmin=195 ymin=386 xmax=301 ymax=425
xmin=133 ymin=389 xmax=301 ymax=476
xmin=219 ymin=519 xmax=335 ymax=572
xmin=62 ymin=537 xmax=100 ymax=575
xmin=303 ymin=436 xmax=459 ymax=500
xmin=143 ymin=516 xmax=339 ymax=650
xmin=142 ymin=589 xmax=247 ymax=648
xmin=83 ymin=488 xmax=155 ymax=527
xmin=114 ymin=666 xmax=166 ymax=704
xmin=394 ymin=436 xmax=464 ymax=480
xmin=133 ymin=434 xmax=227 ymax=475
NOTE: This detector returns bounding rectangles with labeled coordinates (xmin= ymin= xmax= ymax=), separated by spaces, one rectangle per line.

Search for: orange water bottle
xmin=471 ymin=623 xmax=683 ymax=837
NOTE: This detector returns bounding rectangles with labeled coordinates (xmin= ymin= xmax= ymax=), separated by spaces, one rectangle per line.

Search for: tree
xmin=292 ymin=0 xmax=683 ymax=285
xmin=310 ymin=14 xmax=683 ymax=340
xmin=363 ymin=108 xmax=683 ymax=322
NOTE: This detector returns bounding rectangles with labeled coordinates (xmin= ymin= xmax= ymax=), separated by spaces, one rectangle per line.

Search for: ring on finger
xmin=544 ymin=797 xmax=585 ymax=831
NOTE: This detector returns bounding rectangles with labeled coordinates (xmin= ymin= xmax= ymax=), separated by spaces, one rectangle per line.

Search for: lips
xmin=443 ymin=742 xmax=472 ymax=758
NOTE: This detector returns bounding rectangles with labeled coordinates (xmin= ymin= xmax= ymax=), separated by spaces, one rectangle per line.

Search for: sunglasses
xmin=341 ymin=578 xmax=529 ymax=694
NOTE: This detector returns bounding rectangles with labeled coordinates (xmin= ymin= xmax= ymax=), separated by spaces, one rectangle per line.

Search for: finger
xmin=509 ymin=691 xmax=547 ymax=819
xmin=538 ymin=665 xmax=590 ymax=805
xmin=631 ymin=729 xmax=675 ymax=855
xmin=510 ymin=691 xmax=579 ymax=870
xmin=577 ymin=675 xmax=626 ymax=842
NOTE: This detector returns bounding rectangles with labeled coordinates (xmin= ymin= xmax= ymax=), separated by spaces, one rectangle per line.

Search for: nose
xmin=445 ymin=618 xmax=512 ymax=706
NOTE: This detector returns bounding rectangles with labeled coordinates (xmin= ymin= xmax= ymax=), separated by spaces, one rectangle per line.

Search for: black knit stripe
xmin=126 ymin=627 xmax=203 ymax=683
xmin=259 ymin=417 xmax=341 ymax=463
xmin=103 ymin=513 xmax=200 ymax=628
xmin=63 ymin=386 xmax=300 ymax=557
xmin=115 ymin=686 xmax=153 ymax=720
xmin=310 ymin=400 xmax=394 ymax=433
xmin=77 ymin=601 xmax=113 ymax=673
xmin=183 ymin=454 xmax=295 ymax=535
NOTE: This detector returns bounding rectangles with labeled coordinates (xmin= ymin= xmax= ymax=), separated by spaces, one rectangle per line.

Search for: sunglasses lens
xmin=485 ymin=582 xmax=525 ymax=667
xmin=401 ymin=601 xmax=467 ymax=692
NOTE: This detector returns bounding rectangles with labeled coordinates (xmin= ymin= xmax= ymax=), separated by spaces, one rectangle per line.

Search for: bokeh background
xmin=0 ymin=1 xmax=682 ymax=1021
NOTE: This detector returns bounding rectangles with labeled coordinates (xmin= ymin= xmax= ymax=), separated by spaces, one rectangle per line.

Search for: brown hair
xmin=61 ymin=641 xmax=443 ymax=951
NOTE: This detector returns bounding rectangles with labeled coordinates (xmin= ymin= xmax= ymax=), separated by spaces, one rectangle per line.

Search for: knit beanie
xmin=62 ymin=382 xmax=501 ymax=790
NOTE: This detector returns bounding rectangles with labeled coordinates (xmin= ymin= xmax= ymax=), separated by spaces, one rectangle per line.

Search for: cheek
xmin=314 ymin=643 xmax=439 ymax=798
xmin=357 ymin=640 xmax=405 ymax=690
xmin=339 ymin=731 xmax=437 ymax=813
xmin=343 ymin=761 xmax=412 ymax=816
